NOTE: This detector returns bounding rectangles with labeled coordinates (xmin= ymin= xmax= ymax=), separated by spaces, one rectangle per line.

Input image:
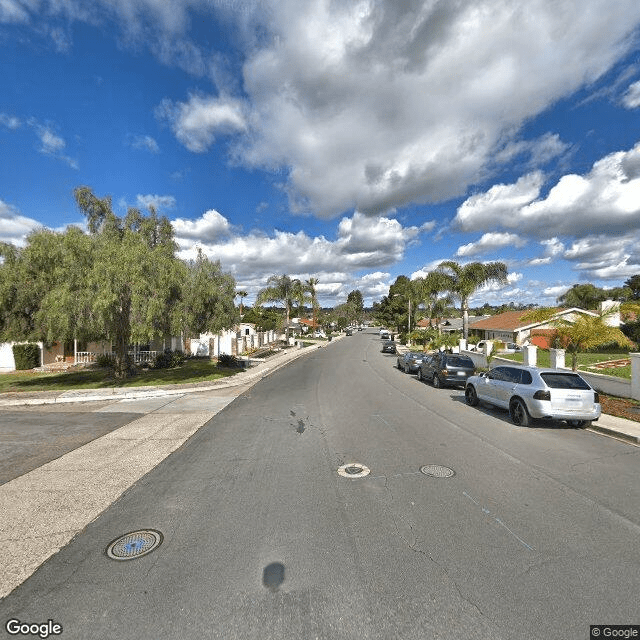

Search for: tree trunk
xmin=113 ymin=298 xmax=131 ymax=379
xmin=462 ymin=297 xmax=469 ymax=340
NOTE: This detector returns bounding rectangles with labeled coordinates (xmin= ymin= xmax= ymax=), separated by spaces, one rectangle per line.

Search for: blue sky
xmin=2 ymin=0 xmax=640 ymax=309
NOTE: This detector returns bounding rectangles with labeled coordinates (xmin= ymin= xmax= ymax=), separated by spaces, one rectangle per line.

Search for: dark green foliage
xmin=12 ymin=343 xmax=40 ymax=369
xmin=621 ymin=319 xmax=640 ymax=345
xmin=152 ymin=349 xmax=186 ymax=369
xmin=95 ymin=353 xmax=115 ymax=368
xmin=218 ymin=353 xmax=239 ymax=367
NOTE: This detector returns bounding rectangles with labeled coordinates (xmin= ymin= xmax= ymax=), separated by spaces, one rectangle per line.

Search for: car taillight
xmin=440 ymin=369 xmax=448 ymax=377
xmin=593 ymin=391 xmax=599 ymax=403
xmin=533 ymin=390 xmax=551 ymax=401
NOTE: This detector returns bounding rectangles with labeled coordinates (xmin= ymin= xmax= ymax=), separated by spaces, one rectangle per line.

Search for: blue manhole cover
xmin=106 ymin=530 xmax=163 ymax=561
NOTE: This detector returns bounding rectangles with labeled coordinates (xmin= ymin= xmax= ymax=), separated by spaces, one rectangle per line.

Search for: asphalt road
xmin=1 ymin=330 xmax=639 ymax=639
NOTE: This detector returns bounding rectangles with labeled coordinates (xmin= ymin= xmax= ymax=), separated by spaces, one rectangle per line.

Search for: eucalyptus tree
xmin=436 ymin=261 xmax=509 ymax=340
xmin=256 ymin=275 xmax=305 ymax=338
xmin=347 ymin=289 xmax=364 ymax=324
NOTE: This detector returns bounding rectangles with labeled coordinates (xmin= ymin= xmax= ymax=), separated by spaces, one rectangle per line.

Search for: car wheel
xmin=432 ymin=375 xmax=441 ymax=388
xmin=397 ymin=360 xmax=402 ymax=369
xmin=465 ymin=385 xmax=479 ymax=406
xmin=404 ymin=364 xmax=410 ymax=373
xmin=509 ymin=398 xmax=530 ymax=427
xmin=417 ymin=369 xmax=423 ymax=381
xmin=567 ymin=419 xmax=589 ymax=428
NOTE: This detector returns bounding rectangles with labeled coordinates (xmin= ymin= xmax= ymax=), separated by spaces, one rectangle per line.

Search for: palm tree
xmin=436 ymin=261 xmax=509 ymax=340
xmin=304 ymin=277 xmax=320 ymax=332
xmin=256 ymin=275 xmax=305 ymax=339
xmin=413 ymin=271 xmax=453 ymax=333
xmin=236 ymin=290 xmax=248 ymax=317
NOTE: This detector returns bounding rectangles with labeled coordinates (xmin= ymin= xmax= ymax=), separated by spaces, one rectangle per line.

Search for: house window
xmin=245 ymin=329 xmax=250 ymax=336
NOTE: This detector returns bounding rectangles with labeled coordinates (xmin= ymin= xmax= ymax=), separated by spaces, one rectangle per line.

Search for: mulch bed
xmin=599 ymin=394 xmax=640 ymax=423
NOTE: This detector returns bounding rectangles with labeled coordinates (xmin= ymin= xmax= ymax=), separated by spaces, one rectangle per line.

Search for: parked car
xmin=382 ymin=340 xmax=397 ymax=354
xmin=464 ymin=365 xmax=601 ymax=427
xmin=502 ymin=342 xmax=522 ymax=353
xmin=345 ymin=328 xmax=353 ymax=336
xmin=380 ymin=329 xmax=391 ymax=340
xmin=397 ymin=351 xmax=425 ymax=373
xmin=417 ymin=353 xmax=475 ymax=388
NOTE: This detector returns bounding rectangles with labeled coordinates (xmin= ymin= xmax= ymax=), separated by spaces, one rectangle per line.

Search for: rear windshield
xmin=540 ymin=373 xmax=591 ymax=390
xmin=444 ymin=356 xmax=474 ymax=368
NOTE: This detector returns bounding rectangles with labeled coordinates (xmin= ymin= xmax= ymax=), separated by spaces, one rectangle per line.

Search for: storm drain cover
xmin=106 ymin=529 xmax=163 ymax=561
xmin=337 ymin=463 xmax=370 ymax=478
xmin=420 ymin=465 xmax=455 ymax=478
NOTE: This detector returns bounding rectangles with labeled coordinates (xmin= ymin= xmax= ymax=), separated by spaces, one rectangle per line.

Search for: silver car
xmin=396 ymin=351 xmax=425 ymax=374
xmin=464 ymin=365 xmax=601 ymax=427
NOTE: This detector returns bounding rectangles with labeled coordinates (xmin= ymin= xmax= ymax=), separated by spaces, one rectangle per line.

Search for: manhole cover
xmin=337 ymin=462 xmax=370 ymax=478
xmin=420 ymin=465 xmax=455 ymax=478
xmin=106 ymin=529 xmax=163 ymax=561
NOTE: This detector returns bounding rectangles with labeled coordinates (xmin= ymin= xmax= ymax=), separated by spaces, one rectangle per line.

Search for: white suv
xmin=464 ymin=365 xmax=601 ymax=427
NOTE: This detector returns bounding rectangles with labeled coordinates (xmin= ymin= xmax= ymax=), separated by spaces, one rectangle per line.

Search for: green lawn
xmin=0 ymin=358 xmax=239 ymax=394
xmin=498 ymin=351 xmax=632 ymax=378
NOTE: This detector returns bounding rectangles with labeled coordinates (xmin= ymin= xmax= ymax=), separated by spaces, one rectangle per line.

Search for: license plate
xmin=457 ymin=371 xmax=466 ymax=376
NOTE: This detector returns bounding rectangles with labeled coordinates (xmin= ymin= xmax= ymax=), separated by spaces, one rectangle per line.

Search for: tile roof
xmin=469 ymin=309 xmax=561 ymax=331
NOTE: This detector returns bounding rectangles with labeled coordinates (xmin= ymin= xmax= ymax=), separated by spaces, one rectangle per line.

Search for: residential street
xmin=1 ymin=330 xmax=639 ymax=639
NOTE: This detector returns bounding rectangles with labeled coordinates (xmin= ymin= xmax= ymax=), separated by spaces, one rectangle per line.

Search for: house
xmin=190 ymin=324 xmax=278 ymax=358
xmin=416 ymin=316 xmax=491 ymax=334
xmin=468 ymin=301 xmax=620 ymax=348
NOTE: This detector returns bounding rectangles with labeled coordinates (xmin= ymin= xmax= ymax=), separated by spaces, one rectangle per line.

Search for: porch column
xmin=630 ymin=353 xmax=640 ymax=401
xmin=523 ymin=345 xmax=538 ymax=367
xmin=550 ymin=348 xmax=565 ymax=369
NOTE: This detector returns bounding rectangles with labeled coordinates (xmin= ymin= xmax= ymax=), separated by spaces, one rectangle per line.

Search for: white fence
xmin=75 ymin=351 xmax=158 ymax=364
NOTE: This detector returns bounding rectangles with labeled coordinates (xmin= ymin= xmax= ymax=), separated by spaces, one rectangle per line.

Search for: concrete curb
xmin=586 ymin=424 xmax=640 ymax=446
xmin=0 ymin=340 xmax=335 ymax=407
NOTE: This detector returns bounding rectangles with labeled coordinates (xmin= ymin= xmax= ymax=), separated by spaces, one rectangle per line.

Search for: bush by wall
xmin=152 ymin=349 xmax=185 ymax=369
xmin=12 ymin=343 xmax=40 ymax=370
xmin=217 ymin=353 xmax=239 ymax=367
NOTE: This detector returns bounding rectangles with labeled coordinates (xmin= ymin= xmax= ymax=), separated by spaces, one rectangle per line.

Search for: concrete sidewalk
xmin=0 ymin=341 xmax=327 ymax=407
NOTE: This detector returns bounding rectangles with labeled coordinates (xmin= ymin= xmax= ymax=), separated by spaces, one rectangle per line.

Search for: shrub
xmin=152 ymin=349 xmax=186 ymax=369
xmin=95 ymin=353 xmax=115 ymax=368
xmin=218 ymin=353 xmax=239 ymax=367
xmin=12 ymin=343 xmax=40 ymax=370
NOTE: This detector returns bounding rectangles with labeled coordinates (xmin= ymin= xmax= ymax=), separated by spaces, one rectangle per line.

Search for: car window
xmin=489 ymin=367 xmax=506 ymax=381
xmin=520 ymin=370 xmax=533 ymax=384
xmin=540 ymin=372 xmax=591 ymax=389
xmin=504 ymin=367 xmax=525 ymax=383
xmin=444 ymin=356 xmax=474 ymax=368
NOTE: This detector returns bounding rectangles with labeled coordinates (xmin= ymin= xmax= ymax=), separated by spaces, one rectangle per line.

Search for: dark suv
xmin=417 ymin=353 xmax=475 ymax=388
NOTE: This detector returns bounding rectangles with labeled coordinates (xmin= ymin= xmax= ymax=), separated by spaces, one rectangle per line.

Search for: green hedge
xmin=12 ymin=343 xmax=40 ymax=370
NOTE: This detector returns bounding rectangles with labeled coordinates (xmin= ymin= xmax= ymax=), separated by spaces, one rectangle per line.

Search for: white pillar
xmin=550 ymin=348 xmax=565 ymax=369
xmin=459 ymin=338 xmax=467 ymax=351
xmin=523 ymin=345 xmax=538 ymax=367
xmin=483 ymin=340 xmax=493 ymax=356
xmin=630 ymin=353 xmax=640 ymax=401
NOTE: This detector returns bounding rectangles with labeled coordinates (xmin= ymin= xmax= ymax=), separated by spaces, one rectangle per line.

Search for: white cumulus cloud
xmin=156 ymin=93 xmax=246 ymax=153
xmin=456 ymin=232 xmax=526 ymax=257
